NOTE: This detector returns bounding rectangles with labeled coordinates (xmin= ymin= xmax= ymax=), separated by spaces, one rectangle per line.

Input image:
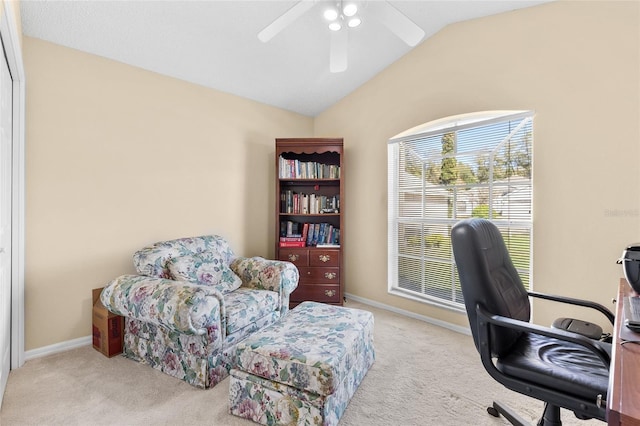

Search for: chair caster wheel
xmin=487 ymin=406 xmax=500 ymax=417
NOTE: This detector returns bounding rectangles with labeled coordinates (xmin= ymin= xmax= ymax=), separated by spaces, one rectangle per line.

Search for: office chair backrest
xmin=451 ymin=218 xmax=531 ymax=357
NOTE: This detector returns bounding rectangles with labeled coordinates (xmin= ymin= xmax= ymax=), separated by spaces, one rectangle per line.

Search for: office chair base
xmin=487 ymin=401 xmax=563 ymax=426
xmin=536 ymin=403 xmax=561 ymax=426
xmin=487 ymin=401 xmax=529 ymax=426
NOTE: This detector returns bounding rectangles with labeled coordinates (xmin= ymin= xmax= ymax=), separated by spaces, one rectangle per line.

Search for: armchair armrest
xmin=528 ymin=291 xmax=615 ymax=325
xmin=230 ymin=257 xmax=299 ymax=311
xmin=100 ymin=274 xmax=223 ymax=336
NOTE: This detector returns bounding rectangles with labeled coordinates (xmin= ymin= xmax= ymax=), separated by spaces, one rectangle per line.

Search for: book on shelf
xmin=279 ymin=236 xmax=304 ymax=242
xmin=280 ymin=221 xmax=303 ymax=237
xmin=278 ymin=156 xmax=340 ymax=179
xmin=312 ymin=223 xmax=320 ymax=246
xmin=316 ymin=244 xmax=340 ymax=248
xmin=306 ymin=223 xmax=315 ymax=246
xmin=279 ymin=241 xmax=306 ymax=248
xmin=281 ymin=220 xmax=339 ymax=247
xmin=280 ymin=190 xmax=340 ymax=215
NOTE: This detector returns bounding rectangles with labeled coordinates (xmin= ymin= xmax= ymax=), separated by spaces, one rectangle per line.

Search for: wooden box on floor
xmin=92 ymin=287 xmax=123 ymax=357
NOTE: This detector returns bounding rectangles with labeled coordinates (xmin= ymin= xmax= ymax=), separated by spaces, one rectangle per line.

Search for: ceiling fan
xmin=258 ymin=0 xmax=426 ymax=73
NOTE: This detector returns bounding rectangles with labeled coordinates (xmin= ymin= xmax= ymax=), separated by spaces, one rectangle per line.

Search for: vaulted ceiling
xmin=20 ymin=1 xmax=552 ymax=116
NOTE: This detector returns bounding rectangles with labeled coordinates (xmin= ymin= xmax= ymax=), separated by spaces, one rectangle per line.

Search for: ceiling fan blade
xmin=330 ymin=27 xmax=348 ymax=73
xmin=258 ymin=0 xmax=316 ymax=43
xmin=368 ymin=1 xmax=425 ymax=47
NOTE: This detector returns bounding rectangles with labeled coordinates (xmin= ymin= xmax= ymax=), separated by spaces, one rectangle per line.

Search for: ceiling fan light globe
xmin=329 ymin=22 xmax=342 ymax=31
xmin=343 ymin=3 xmax=358 ymax=17
xmin=324 ymin=8 xmax=338 ymax=21
xmin=348 ymin=17 xmax=361 ymax=28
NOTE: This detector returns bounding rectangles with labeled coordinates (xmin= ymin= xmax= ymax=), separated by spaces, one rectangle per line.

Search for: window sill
xmin=388 ymin=287 xmax=467 ymax=315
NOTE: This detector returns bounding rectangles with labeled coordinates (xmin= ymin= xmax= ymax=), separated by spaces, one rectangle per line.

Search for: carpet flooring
xmin=0 ymin=301 xmax=599 ymax=425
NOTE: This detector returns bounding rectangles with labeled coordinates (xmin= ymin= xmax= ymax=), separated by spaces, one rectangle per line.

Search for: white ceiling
xmin=20 ymin=0 xmax=552 ymax=117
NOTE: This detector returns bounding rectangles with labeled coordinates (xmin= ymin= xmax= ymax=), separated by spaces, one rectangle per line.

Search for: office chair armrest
xmin=476 ymin=303 xmax=611 ymax=367
xmin=527 ymin=291 xmax=615 ymax=325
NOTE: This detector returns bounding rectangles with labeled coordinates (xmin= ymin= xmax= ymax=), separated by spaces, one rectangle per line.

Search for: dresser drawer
xmin=309 ymin=250 xmax=340 ymax=267
xmin=298 ymin=267 xmax=339 ymax=283
xmin=291 ymin=284 xmax=341 ymax=304
xmin=278 ymin=248 xmax=309 ymax=266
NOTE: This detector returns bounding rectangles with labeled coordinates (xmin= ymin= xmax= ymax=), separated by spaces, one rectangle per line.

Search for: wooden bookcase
xmin=275 ymin=138 xmax=344 ymax=307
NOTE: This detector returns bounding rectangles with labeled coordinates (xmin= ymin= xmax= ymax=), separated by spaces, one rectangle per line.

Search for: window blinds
xmin=387 ymin=111 xmax=534 ymax=308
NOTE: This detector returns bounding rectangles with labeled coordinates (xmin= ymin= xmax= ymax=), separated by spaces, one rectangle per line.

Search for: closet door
xmin=0 ymin=40 xmax=12 ymax=406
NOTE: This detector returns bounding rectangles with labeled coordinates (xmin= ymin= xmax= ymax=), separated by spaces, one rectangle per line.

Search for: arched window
xmin=387 ymin=111 xmax=534 ymax=310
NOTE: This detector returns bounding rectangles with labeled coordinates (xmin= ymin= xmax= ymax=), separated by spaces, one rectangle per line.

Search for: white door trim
xmin=1 ymin=1 xmax=26 ymax=370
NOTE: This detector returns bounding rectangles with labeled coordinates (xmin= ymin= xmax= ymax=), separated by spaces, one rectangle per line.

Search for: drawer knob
xmin=288 ymin=254 xmax=299 ymax=262
xmin=324 ymin=272 xmax=336 ymax=280
xmin=319 ymin=254 xmax=331 ymax=263
xmin=325 ymin=289 xmax=336 ymax=297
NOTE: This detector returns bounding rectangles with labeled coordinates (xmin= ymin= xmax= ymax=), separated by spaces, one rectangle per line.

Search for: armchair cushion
xmin=133 ymin=235 xmax=236 ymax=279
xmin=167 ymin=254 xmax=242 ymax=294
xmin=101 ymin=274 xmax=222 ymax=336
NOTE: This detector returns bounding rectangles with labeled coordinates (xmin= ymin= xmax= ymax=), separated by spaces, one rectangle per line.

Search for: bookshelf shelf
xmin=278 ymin=213 xmax=341 ymax=217
xmin=278 ymin=178 xmax=340 ymax=182
xmin=275 ymin=138 xmax=344 ymax=307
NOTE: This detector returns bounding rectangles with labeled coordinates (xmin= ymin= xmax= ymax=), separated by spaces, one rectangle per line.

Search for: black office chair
xmin=450 ymin=218 xmax=614 ymax=425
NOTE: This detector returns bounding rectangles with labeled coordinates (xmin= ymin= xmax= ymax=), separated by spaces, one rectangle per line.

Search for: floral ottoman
xmin=228 ymin=301 xmax=375 ymax=426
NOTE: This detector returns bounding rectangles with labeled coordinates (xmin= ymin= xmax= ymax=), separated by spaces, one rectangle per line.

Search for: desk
xmin=607 ymin=279 xmax=640 ymax=425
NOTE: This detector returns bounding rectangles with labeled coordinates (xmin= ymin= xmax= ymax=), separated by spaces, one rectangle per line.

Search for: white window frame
xmin=387 ymin=111 xmax=534 ymax=311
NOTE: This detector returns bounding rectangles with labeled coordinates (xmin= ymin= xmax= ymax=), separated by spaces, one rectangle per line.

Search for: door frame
xmin=1 ymin=1 xmax=26 ymax=370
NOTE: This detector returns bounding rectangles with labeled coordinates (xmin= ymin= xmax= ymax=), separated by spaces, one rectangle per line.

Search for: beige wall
xmin=315 ymin=0 xmax=640 ymax=330
xmin=23 ymin=37 xmax=313 ymax=350
xmin=22 ymin=0 xmax=640 ymax=350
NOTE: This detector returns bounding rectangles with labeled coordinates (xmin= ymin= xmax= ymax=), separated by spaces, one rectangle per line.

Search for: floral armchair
xmin=100 ymin=235 xmax=299 ymax=389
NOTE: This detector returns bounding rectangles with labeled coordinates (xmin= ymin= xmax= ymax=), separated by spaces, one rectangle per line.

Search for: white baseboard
xmin=24 ymin=335 xmax=91 ymax=361
xmin=23 ymin=296 xmax=469 ymax=362
xmin=345 ymin=292 xmax=471 ymax=336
